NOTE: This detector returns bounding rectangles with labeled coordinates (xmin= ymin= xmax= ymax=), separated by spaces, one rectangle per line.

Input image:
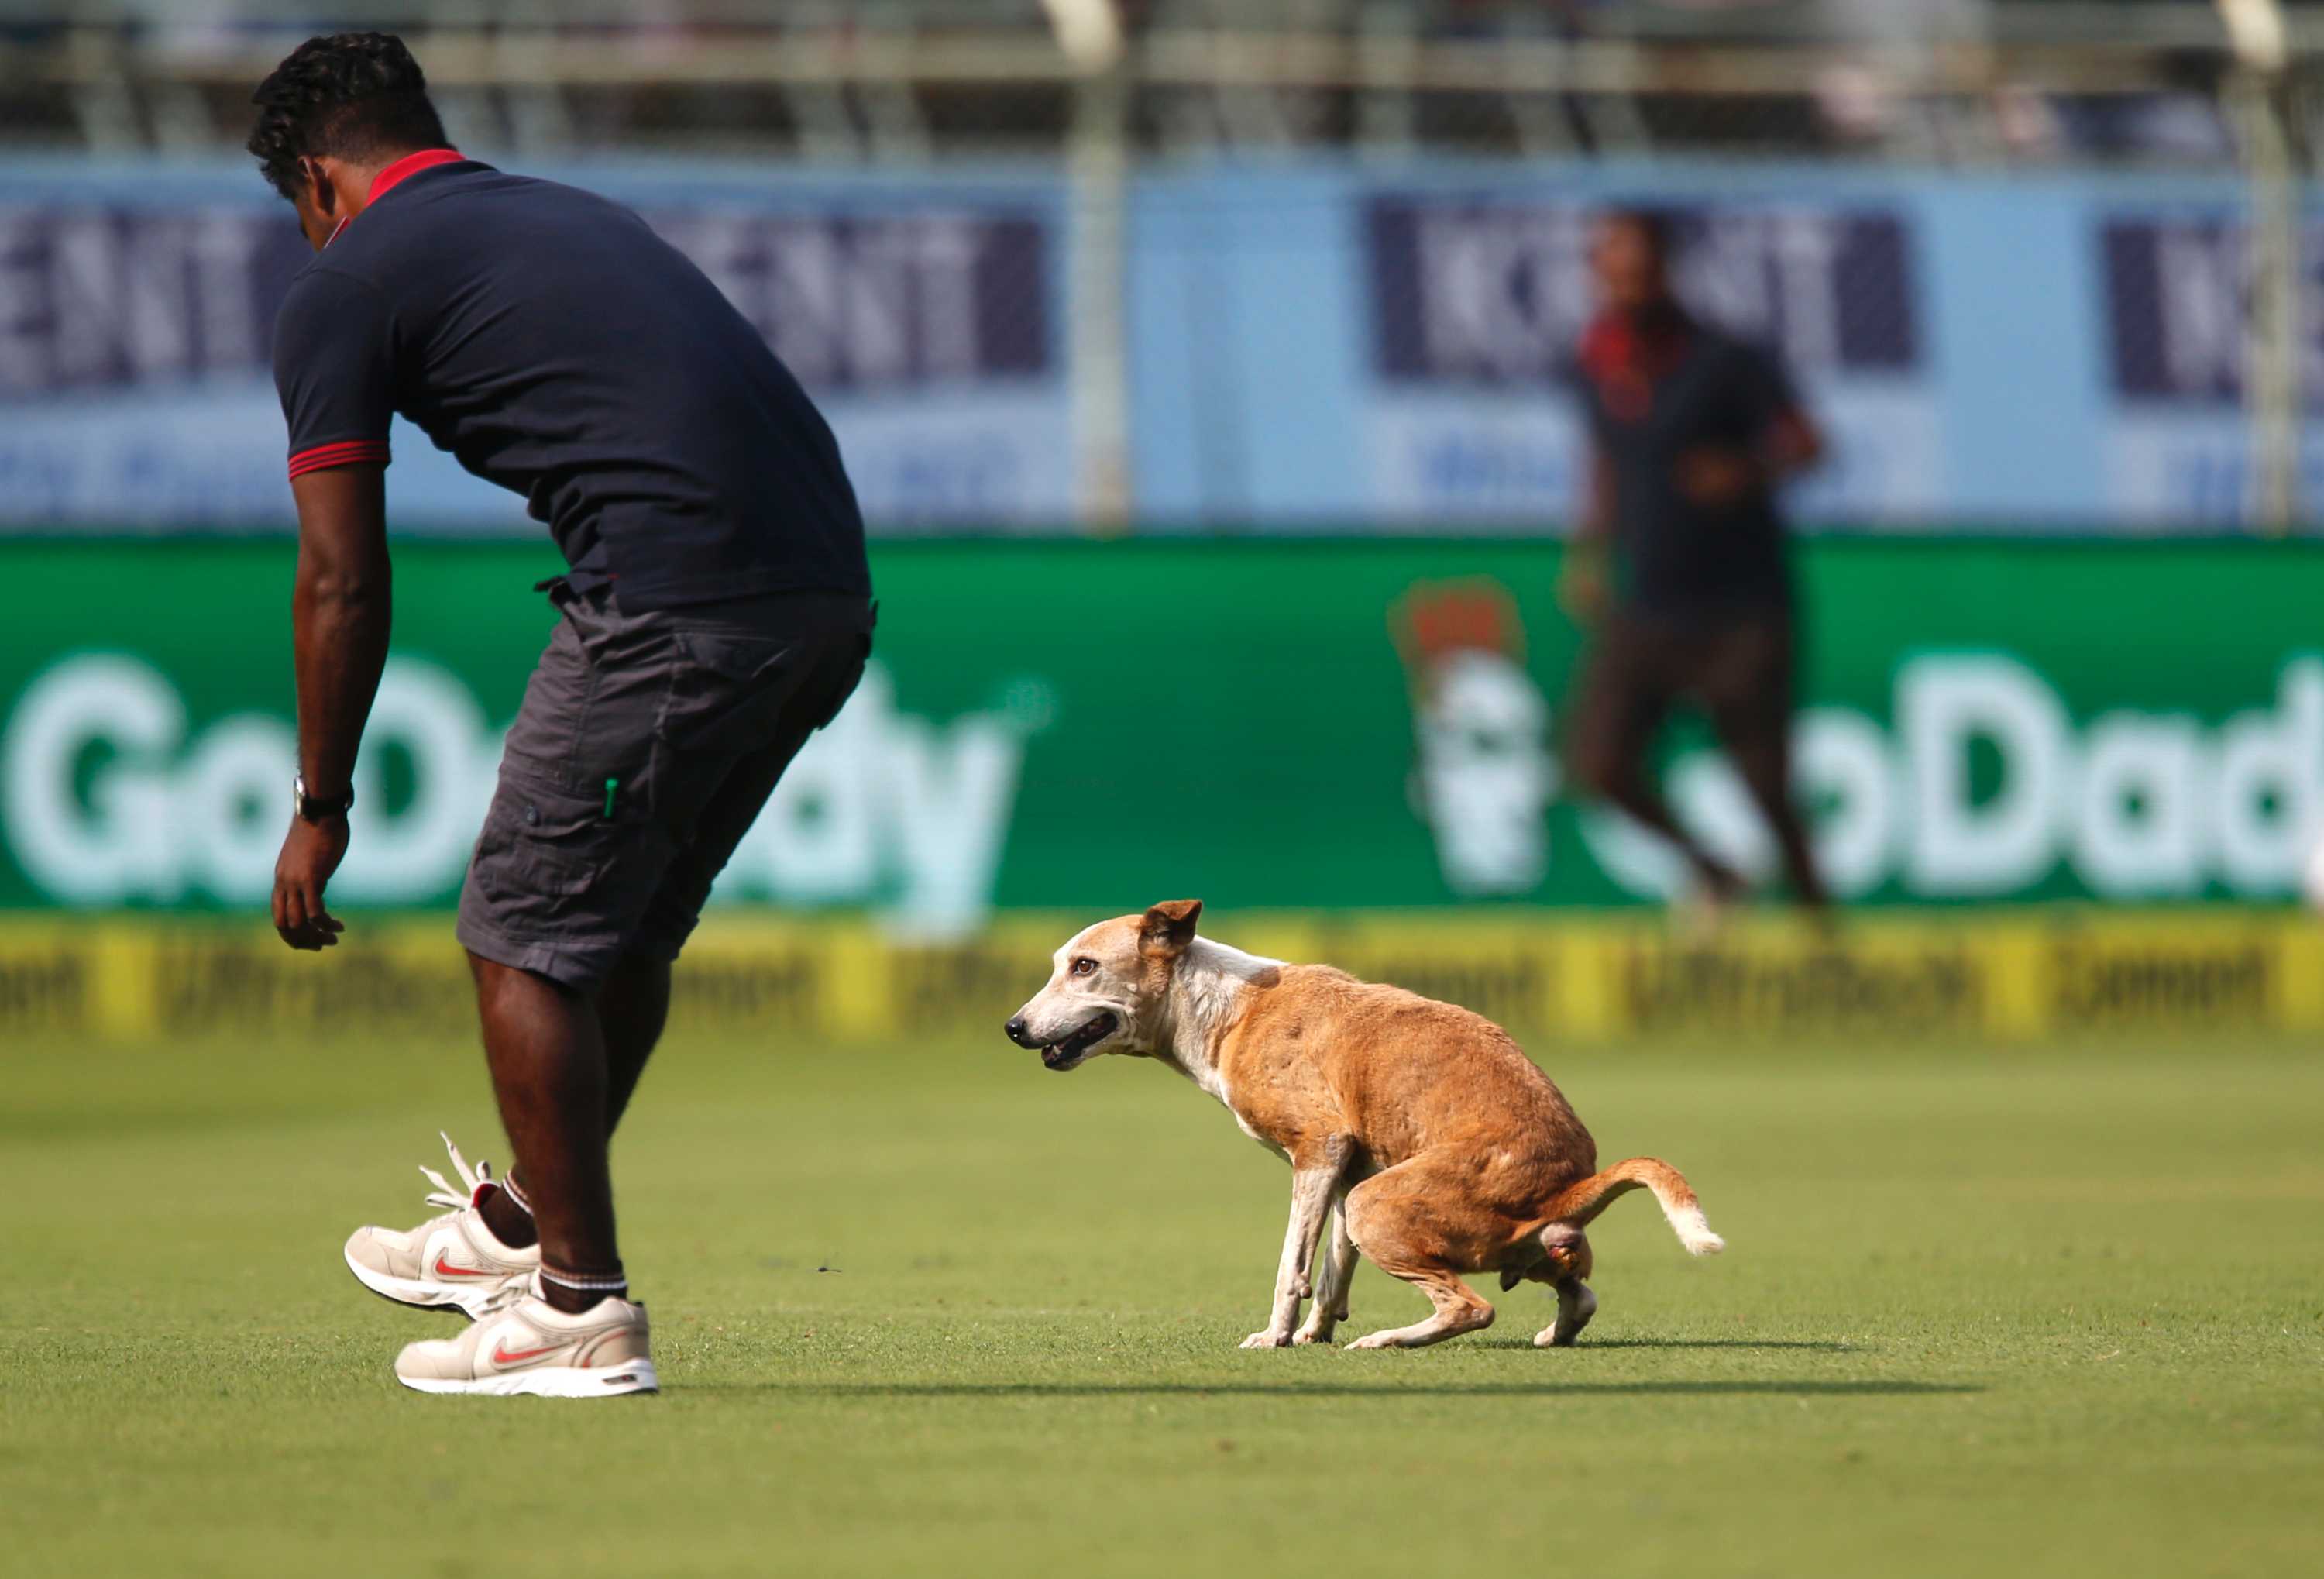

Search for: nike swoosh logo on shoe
xmin=491 ymin=1343 xmax=565 ymax=1365
xmin=433 ymin=1253 xmax=507 ymax=1280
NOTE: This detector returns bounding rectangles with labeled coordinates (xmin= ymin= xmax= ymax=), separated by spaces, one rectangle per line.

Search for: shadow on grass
xmin=1468 ymin=1338 xmax=1858 ymax=1353
xmin=697 ymin=1379 xmax=1973 ymax=1401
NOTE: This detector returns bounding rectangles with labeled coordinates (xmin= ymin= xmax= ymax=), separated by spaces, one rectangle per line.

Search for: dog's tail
xmin=1538 ymin=1158 xmax=1724 ymax=1256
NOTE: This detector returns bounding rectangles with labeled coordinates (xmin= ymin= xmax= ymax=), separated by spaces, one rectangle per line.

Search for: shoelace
xmin=416 ymin=1130 xmax=497 ymax=1213
xmin=413 ymin=1133 xmax=532 ymax=1316
xmin=471 ymin=1279 xmax=531 ymax=1318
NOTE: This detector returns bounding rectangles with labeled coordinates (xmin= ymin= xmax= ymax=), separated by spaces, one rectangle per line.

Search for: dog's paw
xmin=1239 ymin=1330 xmax=1293 ymax=1350
xmin=1343 ymin=1331 xmax=1399 ymax=1351
xmin=1291 ymin=1327 xmax=1336 ymax=1347
xmin=1538 ymin=1283 xmax=1597 ymax=1347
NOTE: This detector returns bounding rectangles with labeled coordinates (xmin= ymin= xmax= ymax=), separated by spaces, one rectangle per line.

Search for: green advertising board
xmin=2 ymin=537 xmax=2321 ymax=924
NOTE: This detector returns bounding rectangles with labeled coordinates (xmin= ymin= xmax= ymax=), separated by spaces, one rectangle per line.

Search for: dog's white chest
xmin=1227 ymin=1101 xmax=1274 ymax=1149
xmin=1239 ymin=1120 xmax=1291 ymax=1163
xmin=1177 ymin=1058 xmax=1258 ymax=1133
xmin=1191 ymin=1065 xmax=1287 ymax=1159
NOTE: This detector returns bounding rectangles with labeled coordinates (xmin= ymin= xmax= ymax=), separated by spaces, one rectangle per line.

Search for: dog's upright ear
xmin=1140 ymin=899 xmax=1203 ymax=958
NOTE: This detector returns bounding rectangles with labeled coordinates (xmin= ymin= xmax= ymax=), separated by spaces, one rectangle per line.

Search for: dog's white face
xmin=1006 ymin=900 xmax=1201 ymax=1072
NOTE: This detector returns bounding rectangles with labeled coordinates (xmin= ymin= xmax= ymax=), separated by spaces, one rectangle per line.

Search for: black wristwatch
xmin=293 ymin=772 xmax=355 ymax=824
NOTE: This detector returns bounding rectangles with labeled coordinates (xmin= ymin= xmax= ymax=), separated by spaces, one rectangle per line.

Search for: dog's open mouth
xmin=1041 ymin=1012 xmax=1119 ymax=1071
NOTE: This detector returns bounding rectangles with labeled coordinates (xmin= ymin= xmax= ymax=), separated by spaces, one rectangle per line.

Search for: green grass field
xmin=6 ymin=1013 xmax=2320 ymax=1577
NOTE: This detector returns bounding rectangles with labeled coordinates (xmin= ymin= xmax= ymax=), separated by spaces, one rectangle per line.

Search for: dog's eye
xmin=1070 ymin=957 xmax=1098 ymax=978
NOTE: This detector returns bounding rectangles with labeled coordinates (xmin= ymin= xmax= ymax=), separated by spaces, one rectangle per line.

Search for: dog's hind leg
xmin=1293 ymin=1192 xmax=1356 ymax=1346
xmin=1342 ymin=1262 xmax=1492 ymax=1350
xmin=1537 ymin=1278 xmax=1598 ymax=1347
xmin=1341 ymin=1161 xmax=1496 ymax=1350
xmin=1523 ymin=1226 xmax=1599 ymax=1348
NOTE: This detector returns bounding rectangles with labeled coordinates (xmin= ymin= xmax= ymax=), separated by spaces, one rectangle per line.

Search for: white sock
xmin=538 ymin=1265 xmax=629 ymax=1302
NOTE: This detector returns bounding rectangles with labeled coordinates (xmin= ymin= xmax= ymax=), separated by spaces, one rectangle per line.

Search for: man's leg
xmin=456 ymin=593 xmax=868 ymax=1318
xmin=600 ymin=948 xmax=673 ymax=1132
xmin=1581 ymin=751 xmax=1737 ymax=889
xmin=389 ymin=966 xmax=657 ymax=1395
xmin=469 ymin=953 xmax=628 ymax=1311
xmin=1715 ymin=710 xmax=1828 ymax=911
xmin=1706 ymin=616 xmax=1830 ymax=913
xmin=478 ymin=947 xmax=672 ymax=1252
xmin=1567 ymin=617 xmax=1742 ymax=893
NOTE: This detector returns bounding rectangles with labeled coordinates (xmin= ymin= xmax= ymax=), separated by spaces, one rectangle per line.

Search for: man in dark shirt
xmin=253 ymin=33 xmax=874 ymax=1397
xmin=1562 ymin=209 xmax=1830 ymax=917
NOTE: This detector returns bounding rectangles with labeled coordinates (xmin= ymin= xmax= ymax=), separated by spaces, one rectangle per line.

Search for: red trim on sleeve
xmin=367 ymin=148 xmax=464 ymax=202
xmin=287 ymin=440 xmax=391 ymax=480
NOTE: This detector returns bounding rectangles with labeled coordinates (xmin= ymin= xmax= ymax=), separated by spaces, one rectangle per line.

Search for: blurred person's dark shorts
xmin=1566 ymin=606 xmax=1794 ymax=788
xmin=457 ymin=578 xmax=874 ymax=992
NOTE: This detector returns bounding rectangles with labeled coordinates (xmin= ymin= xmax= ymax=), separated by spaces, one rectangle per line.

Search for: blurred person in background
xmin=1560 ymin=208 xmax=1830 ymax=920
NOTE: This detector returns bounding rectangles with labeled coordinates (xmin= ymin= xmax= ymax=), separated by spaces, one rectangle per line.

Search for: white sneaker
xmin=343 ymin=1134 xmax=540 ymax=1320
xmin=394 ymin=1278 xmax=657 ymax=1398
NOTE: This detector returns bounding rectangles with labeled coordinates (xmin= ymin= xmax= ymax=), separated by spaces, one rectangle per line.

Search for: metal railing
xmin=0 ymin=2 xmax=2308 ymax=167
xmin=0 ymin=2 xmax=2312 ymax=531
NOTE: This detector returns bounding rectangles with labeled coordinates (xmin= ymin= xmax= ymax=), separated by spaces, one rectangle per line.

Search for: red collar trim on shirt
xmin=323 ymin=149 xmax=462 ymax=249
xmin=1577 ymin=305 xmax=1695 ymax=384
xmin=368 ymin=147 xmax=465 ymax=201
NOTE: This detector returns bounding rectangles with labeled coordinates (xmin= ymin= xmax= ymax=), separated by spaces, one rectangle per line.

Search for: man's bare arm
xmin=1676 ymin=406 xmax=1828 ymax=510
xmin=290 ymin=464 xmax=391 ymax=793
xmin=1560 ymin=442 xmax=1616 ymax=622
xmin=1762 ymin=406 xmax=1826 ymax=482
xmin=273 ymin=463 xmax=390 ymax=949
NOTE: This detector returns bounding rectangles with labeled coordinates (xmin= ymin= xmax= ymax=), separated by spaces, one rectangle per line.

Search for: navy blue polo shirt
xmin=1567 ymin=306 xmax=1800 ymax=618
xmin=272 ymin=150 xmax=871 ymax=610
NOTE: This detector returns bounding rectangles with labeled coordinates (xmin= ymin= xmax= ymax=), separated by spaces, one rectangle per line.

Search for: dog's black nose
xmin=1004 ymin=1016 xmax=1030 ymax=1046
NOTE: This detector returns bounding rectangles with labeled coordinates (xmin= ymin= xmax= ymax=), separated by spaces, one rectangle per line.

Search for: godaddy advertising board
xmin=6 ymin=537 xmax=2324 ymax=923
xmin=7 ymin=535 xmax=2324 ymax=1042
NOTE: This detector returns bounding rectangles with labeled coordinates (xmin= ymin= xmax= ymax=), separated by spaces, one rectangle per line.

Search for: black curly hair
xmin=247 ymin=33 xmax=449 ymax=201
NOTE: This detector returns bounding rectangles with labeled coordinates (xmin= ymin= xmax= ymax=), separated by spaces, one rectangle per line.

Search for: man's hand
xmin=273 ymin=814 xmax=350 ymax=950
xmin=1559 ymin=539 xmax=1611 ymax=624
xmin=1675 ymin=445 xmax=1765 ymax=510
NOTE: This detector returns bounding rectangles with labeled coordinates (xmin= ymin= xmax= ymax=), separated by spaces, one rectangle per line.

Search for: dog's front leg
xmin=1293 ymin=1193 xmax=1355 ymax=1345
xmin=1242 ymin=1156 xmax=1341 ymax=1349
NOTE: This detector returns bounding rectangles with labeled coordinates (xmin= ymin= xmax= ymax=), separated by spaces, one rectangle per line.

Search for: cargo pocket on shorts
xmin=470 ymin=772 xmax=662 ymax=941
xmin=654 ymin=630 xmax=799 ymax=752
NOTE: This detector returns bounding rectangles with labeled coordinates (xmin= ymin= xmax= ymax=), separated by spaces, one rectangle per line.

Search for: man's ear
xmin=301 ymin=157 xmax=332 ymax=209
xmin=1140 ymin=899 xmax=1202 ymax=958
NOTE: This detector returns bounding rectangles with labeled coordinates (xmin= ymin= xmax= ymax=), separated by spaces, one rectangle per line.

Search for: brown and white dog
xmin=1004 ymin=900 xmax=1724 ymax=1350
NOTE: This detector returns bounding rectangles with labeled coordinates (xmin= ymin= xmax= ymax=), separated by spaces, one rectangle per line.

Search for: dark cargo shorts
xmin=1565 ymin=604 xmax=1795 ymax=794
xmin=456 ymin=578 xmax=874 ymax=992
